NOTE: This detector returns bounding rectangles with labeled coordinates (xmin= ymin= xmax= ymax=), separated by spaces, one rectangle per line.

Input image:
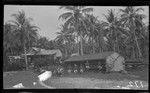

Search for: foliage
xmin=4 ymin=10 xmax=39 ymax=70
xmin=58 ymin=6 xmax=149 ymax=60
xmin=59 ymin=6 xmax=94 ymax=56
xmin=3 ymin=6 xmax=149 ymax=71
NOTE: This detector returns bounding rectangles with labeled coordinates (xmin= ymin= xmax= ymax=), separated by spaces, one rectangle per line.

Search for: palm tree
xmin=138 ymin=23 xmax=149 ymax=60
xmin=59 ymin=6 xmax=93 ymax=55
xmin=55 ymin=24 xmax=75 ymax=57
xmin=83 ymin=14 xmax=97 ymax=53
xmin=36 ymin=37 xmax=50 ymax=49
xmin=24 ymin=20 xmax=39 ymax=50
xmin=4 ymin=23 xmax=16 ymax=55
xmin=102 ymin=9 xmax=130 ymax=54
xmin=101 ymin=9 xmax=120 ymax=52
xmin=120 ymin=6 xmax=146 ymax=58
xmin=3 ymin=23 xmax=17 ymax=70
xmin=8 ymin=10 xmax=39 ymax=70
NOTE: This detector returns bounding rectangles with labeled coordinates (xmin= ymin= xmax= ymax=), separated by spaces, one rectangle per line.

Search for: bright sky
xmin=4 ymin=5 xmax=149 ymax=40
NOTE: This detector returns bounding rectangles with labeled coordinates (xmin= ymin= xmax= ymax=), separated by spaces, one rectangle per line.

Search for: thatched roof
xmin=8 ymin=56 xmax=22 ymax=59
xmin=65 ymin=51 xmax=115 ymax=62
xmin=23 ymin=47 xmax=62 ymax=57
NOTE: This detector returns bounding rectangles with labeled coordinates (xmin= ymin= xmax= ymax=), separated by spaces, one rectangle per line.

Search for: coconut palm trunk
xmin=23 ymin=43 xmax=28 ymax=70
xmin=77 ymin=35 xmax=80 ymax=55
xmin=64 ymin=45 xmax=68 ymax=58
xmin=133 ymin=31 xmax=142 ymax=58
xmin=92 ymin=38 xmax=95 ymax=54
xmin=131 ymin=26 xmax=142 ymax=58
xmin=116 ymin=36 xmax=119 ymax=53
xmin=115 ymin=33 xmax=119 ymax=53
xmin=10 ymin=48 xmax=13 ymax=55
xmin=80 ymin=35 xmax=84 ymax=56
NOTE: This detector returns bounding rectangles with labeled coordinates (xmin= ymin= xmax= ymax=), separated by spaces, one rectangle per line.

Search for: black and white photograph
xmin=3 ymin=5 xmax=149 ymax=89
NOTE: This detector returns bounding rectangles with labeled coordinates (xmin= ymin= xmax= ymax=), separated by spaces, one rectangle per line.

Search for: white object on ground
xmin=74 ymin=70 xmax=78 ymax=73
xmin=38 ymin=80 xmax=55 ymax=89
xmin=80 ymin=69 xmax=83 ymax=73
xmin=37 ymin=70 xmax=55 ymax=89
xmin=33 ymin=82 xmax=37 ymax=85
xmin=12 ymin=83 xmax=25 ymax=88
xmin=121 ymin=86 xmax=131 ymax=89
xmin=38 ymin=71 xmax=52 ymax=82
xmin=112 ymin=85 xmax=131 ymax=89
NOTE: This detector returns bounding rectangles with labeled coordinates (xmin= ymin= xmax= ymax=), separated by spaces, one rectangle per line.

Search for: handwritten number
xmin=139 ymin=81 xmax=143 ymax=88
xmin=128 ymin=81 xmax=143 ymax=88
xmin=128 ymin=81 xmax=134 ymax=87
xmin=135 ymin=81 xmax=144 ymax=88
xmin=135 ymin=81 xmax=139 ymax=88
xmin=128 ymin=81 xmax=144 ymax=88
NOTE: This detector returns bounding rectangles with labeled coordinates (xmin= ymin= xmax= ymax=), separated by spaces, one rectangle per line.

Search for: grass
xmin=44 ymin=77 xmax=148 ymax=89
xmin=44 ymin=67 xmax=148 ymax=89
xmin=3 ymin=70 xmax=39 ymax=88
xmin=3 ymin=65 xmax=148 ymax=89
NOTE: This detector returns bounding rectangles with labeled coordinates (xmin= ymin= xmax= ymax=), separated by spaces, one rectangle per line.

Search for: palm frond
xmin=58 ymin=12 xmax=73 ymax=20
xmin=135 ymin=8 xmax=144 ymax=12
xmin=135 ymin=14 xmax=147 ymax=20
xmin=8 ymin=20 xmax=20 ymax=27
xmin=59 ymin=6 xmax=75 ymax=11
xmin=119 ymin=9 xmax=126 ymax=13
xmin=120 ymin=13 xmax=128 ymax=18
xmin=59 ymin=6 xmax=65 ymax=9
xmin=82 ymin=8 xmax=93 ymax=13
xmin=64 ymin=16 xmax=75 ymax=27
xmin=101 ymin=22 xmax=109 ymax=28
xmin=103 ymin=9 xmax=116 ymax=23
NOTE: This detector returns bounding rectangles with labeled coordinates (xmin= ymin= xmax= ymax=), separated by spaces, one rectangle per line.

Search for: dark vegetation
xmin=3 ymin=6 xmax=149 ymax=72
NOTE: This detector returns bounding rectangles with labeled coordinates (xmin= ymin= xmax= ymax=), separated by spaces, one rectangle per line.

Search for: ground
xmin=3 ymin=65 xmax=148 ymax=89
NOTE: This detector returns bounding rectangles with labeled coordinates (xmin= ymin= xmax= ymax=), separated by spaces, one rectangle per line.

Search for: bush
xmin=6 ymin=61 xmax=26 ymax=71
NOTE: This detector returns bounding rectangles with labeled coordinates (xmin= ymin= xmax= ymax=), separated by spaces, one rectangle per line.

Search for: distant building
xmin=64 ymin=52 xmax=126 ymax=73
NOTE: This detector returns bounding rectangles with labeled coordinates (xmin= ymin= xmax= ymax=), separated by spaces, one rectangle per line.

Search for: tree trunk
xmin=77 ymin=35 xmax=80 ymax=55
xmin=98 ymin=37 xmax=102 ymax=53
xmin=92 ymin=38 xmax=95 ymax=54
xmin=131 ymin=25 xmax=142 ymax=58
xmin=65 ymin=45 xmax=68 ymax=58
xmin=134 ymin=33 xmax=142 ymax=58
xmin=132 ymin=46 xmax=135 ymax=59
xmin=24 ymin=44 xmax=28 ymax=70
xmin=10 ymin=48 xmax=13 ymax=55
xmin=80 ymin=35 xmax=84 ymax=56
xmin=135 ymin=36 xmax=142 ymax=57
xmin=113 ymin=41 xmax=116 ymax=52
xmin=116 ymin=36 xmax=119 ymax=53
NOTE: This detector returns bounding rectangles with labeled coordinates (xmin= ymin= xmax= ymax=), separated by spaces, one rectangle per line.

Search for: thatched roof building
xmin=22 ymin=47 xmax=62 ymax=58
xmin=65 ymin=52 xmax=115 ymax=62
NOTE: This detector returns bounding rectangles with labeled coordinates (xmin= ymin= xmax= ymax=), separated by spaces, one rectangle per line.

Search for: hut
xmin=64 ymin=52 xmax=126 ymax=73
xmin=21 ymin=47 xmax=62 ymax=69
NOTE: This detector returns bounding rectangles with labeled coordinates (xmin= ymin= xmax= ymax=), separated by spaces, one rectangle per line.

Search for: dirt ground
xmin=3 ymin=65 xmax=148 ymax=89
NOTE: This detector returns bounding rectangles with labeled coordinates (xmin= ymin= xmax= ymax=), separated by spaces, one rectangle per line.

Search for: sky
xmin=4 ymin=5 xmax=149 ymax=40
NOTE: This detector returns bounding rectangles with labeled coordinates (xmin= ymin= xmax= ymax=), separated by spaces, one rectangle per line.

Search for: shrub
xmin=6 ymin=61 xmax=26 ymax=71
